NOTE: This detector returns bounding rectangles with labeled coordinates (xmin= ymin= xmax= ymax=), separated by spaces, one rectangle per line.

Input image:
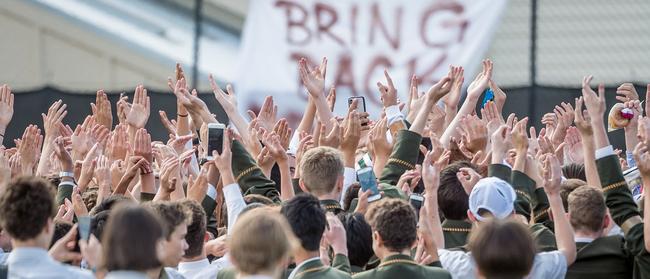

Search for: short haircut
xmin=563 ymin=163 xmax=586 ymax=181
xmin=103 ymin=204 xmax=164 ymax=271
xmin=0 ymin=177 xmax=56 ymax=240
xmin=300 ymin=147 xmax=344 ymax=195
xmin=280 ymin=193 xmax=326 ymax=251
xmin=568 ymin=186 xmax=606 ymax=233
xmin=468 ymin=219 xmax=535 ymax=278
xmin=90 ymin=195 xmax=133 ymax=216
xmin=149 ymin=201 xmax=192 ymax=240
xmin=244 ymin=194 xmax=274 ymax=205
xmin=180 ymin=200 xmax=207 ymax=258
xmin=91 ymin=210 xmax=110 ymax=242
xmin=50 ymin=222 xmax=72 ymax=249
xmin=560 ymin=179 xmax=587 ymax=212
xmin=340 ymin=213 xmax=373 ymax=267
xmin=230 ymin=208 xmax=296 ymax=274
xmin=365 ymin=198 xmax=417 ymax=252
xmin=438 ymin=161 xmax=475 ymax=220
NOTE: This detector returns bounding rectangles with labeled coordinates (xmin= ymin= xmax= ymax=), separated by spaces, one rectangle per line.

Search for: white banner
xmin=236 ymin=0 xmax=508 ymax=122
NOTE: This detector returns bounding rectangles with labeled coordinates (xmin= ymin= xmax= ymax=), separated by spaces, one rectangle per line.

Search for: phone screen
xmin=348 ymin=97 xmax=366 ymax=112
xmin=357 ymin=167 xmax=381 ymax=202
xmin=481 ymin=88 xmax=494 ymax=108
xmin=208 ymin=127 xmax=224 ymax=156
xmin=78 ymin=216 xmax=91 ymax=241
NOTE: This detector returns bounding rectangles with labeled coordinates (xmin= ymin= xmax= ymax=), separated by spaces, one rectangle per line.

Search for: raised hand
xmin=541 ymin=154 xmax=562 ymax=195
xmin=457 ymin=115 xmax=487 ymax=154
xmin=511 ymin=118 xmax=529 ymax=152
xmin=91 ymin=90 xmax=113 ymax=129
xmin=95 ymin=155 xmax=111 ymax=203
xmin=71 ymin=116 xmax=96 ymax=160
xmin=573 ymin=97 xmax=593 ymax=136
xmin=167 ymin=133 xmax=193 ymax=156
xmin=581 ymin=76 xmax=606 ymax=124
xmin=211 ymin=130 xmax=235 ymax=185
xmin=457 ymin=167 xmax=481 ymax=194
xmin=633 ymin=142 xmax=650 ymax=177
xmin=323 ymin=213 xmax=348 ymax=256
xmin=368 ymin=117 xmax=391 ymax=159
xmin=116 ymin=94 xmax=130 ymax=125
xmin=209 ymin=74 xmax=239 ymax=114
xmin=134 ymin=128 xmax=153 ymax=163
xmin=261 ymin=131 xmax=287 ymax=163
xmin=377 ymin=69 xmax=398 ymax=108
xmin=406 ymin=75 xmax=424 ymax=122
xmin=249 ymin=96 xmax=277 ymax=131
xmin=467 ymin=59 xmax=493 ymax=99
xmin=158 ymin=110 xmax=177 ymax=135
xmin=326 ymin=86 xmax=336 ymax=112
xmin=564 ymin=127 xmax=584 ymax=164
xmin=481 ymin=101 xmax=504 ymax=138
xmin=273 ymin=119 xmax=292 ymax=150
xmin=187 ymin=167 xmax=209 ymax=202
xmin=616 ymin=83 xmax=639 ymax=103
xmin=489 ymin=79 xmax=507 ymax=111
xmin=551 ymin=102 xmax=574 ymax=147
xmin=491 ymin=125 xmax=512 ymax=164
xmin=18 ymin=125 xmax=42 ymax=175
xmin=425 ymin=75 xmax=452 ymax=105
xmin=318 ymin=118 xmax=342 ymax=148
xmin=41 ymin=100 xmax=67 ymax=138
xmin=443 ymin=66 xmax=464 ymax=110
xmin=0 ymin=84 xmax=14 ymax=132
xmin=298 ymin=57 xmax=326 ymax=97
xmin=340 ymin=110 xmax=361 ymax=157
xmin=126 ymin=85 xmax=150 ymax=129
xmin=108 ymin=124 xmax=128 ymax=162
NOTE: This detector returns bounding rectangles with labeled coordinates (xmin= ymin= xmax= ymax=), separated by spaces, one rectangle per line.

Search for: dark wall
xmin=6 ymin=87 xmax=227 ymax=145
xmin=7 ymin=85 xmax=643 ymax=151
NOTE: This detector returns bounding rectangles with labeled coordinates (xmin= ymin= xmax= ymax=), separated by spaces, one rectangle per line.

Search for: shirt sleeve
xmin=595 ymin=145 xmax=615 ymax=160
xmin=340 ymin=167 xmax=357 ymax=204
xmin=438 ymin=249 xmax=473 ymax=279
xmin=531 ymin=251 xmax=567 ymax=279
xmin=223 ymin=183 xmax=246 ymax=235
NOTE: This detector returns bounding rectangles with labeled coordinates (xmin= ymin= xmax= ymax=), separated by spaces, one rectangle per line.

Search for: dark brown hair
xmin=0 ymin=176 xmax=56 ymax=240
xmin=468 ymin=219 xmax=535 ymax=279
xmin=102 ymin=204 xmax=164 ymax=271
xmin=149 ymin=201 xmax=192 ymax=240
xmin=365 ymin=198 xmax=417 ymax=252
xmin=180 ymin=200 xmax=206 ymax=258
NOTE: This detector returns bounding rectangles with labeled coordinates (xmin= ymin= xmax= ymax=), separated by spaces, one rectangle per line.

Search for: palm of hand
xmin=126 ymin=104 xmax=148 ymax=128
xmin=0 ymin=102 xmax=13 ymax=127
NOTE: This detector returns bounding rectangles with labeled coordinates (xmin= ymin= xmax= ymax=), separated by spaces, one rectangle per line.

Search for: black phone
xmin=409 ymin=194 xmax=424 ymax=221
xmin=207 ymin=123 xmax=225 ymax=159
xmin=348 ymin=96 xmax=366 ymax=112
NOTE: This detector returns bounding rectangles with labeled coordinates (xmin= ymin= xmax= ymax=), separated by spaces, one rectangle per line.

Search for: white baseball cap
xmin=469 ymin=177 xmax=516 ymax=221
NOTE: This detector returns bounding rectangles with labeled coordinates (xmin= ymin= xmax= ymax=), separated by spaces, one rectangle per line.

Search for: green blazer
xmin=441 ymin=219 xmax=472 ymax=249
xmin=595 ymin=154 xmax=650 ymax=278
xmin=231 ymin=140 xmax=281 ymax=203
xmin=290 ymin=259 xmax=351 ymax=279
xmin=352 ymin=254 xmax=451 ymax=279
xmin=377 ymin=130 xmax=422 ymax=199
xmin=565 ymin=236 xmax=633 ymax=279
xmin=320 ymin=199 xmax=344 ymax=215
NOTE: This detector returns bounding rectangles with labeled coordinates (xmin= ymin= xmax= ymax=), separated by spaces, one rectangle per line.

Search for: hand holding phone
xmin=206 ymin=123 xmax=226 ymax=160
xmin=348 ymin=96 xmax=366 ymax=113
xmin=357 ymin=167 xmax=381 ymax=202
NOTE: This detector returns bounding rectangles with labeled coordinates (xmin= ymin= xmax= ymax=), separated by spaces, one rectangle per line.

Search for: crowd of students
xmin=0 ymin=58 xmax=649 ymax=279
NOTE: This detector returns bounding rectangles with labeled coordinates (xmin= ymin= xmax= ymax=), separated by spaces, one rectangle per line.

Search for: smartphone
xmin=348 ymin=96 xmax=366 ymax=112
xmin=481 ymin=88 xmax=494 ymax=108
xmin=356 ymin=153 xmax=374 ymax=170
xmin=409 ymin=194 xmax=425 ymax=221
xmin=206 ymin=123 xmax=225 ymax=160
xmin=77 ymin=216 xmax=91 ymax=241
xmin=357 ymin=167 xmax=381 ymax=202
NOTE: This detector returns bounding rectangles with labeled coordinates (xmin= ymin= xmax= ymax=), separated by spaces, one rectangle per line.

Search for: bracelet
xmin=178 ymin=113 xmax=189 ymax=117
xmin=59 ymin=171 xmax=75 ymax=178
xmin=140 ymin=171 xmax=153 ymax=175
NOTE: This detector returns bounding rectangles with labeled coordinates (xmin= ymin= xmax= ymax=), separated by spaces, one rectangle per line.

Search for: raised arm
xmin=299 ymin=57 xmax=334 ymax=131
xmin=542 ymin=154 xmax=576 ymax=265
xmin=0 ymin=84 xmax=14 ymax=145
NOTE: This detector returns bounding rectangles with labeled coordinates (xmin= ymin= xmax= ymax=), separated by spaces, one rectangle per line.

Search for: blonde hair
xmin=229 ymin=208 xmax=297 ymax=275
xmin=300 ymin=146 xmax=344 ymax=195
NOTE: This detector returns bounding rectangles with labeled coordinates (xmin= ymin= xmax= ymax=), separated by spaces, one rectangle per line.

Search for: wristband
xmin=59 ymin=171 xmax=75 ymax=178
xmin=178 ymin=113 xmax=189 ymax=117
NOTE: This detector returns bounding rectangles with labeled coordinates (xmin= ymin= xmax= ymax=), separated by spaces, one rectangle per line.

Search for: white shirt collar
xmin=178 ymin=258 xmax=209 ymax=273
xmin=574 ymin=236 xmax=595 ymax=243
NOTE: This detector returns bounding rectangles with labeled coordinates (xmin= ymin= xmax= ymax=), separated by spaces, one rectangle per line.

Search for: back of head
xmin=180 ymin=200 xmax=206 ymax=258
xmin=560 ymin=179 xmax=587 ymax=211
xmin=230 ymin=208 xmax=296 ymax=275
xmin=339 ymin=212 xmax=373 ymax=267
xmin=90 ymin=195 xmax=133 ymax=216
xmin=439 ymin=161 xmax=475 ymax=220
xmin=0 ymin=176 xmax=56 ymax=241
xmin=300 ymin=146 xmax=344 ymax=195
xmin=280 ymin=193 xmax=326 ymax=252
xmin=563 ymin=163 xmax=586 ymax=181
xmin=103 ymin=204 xmax=164 ymax=272
xmin=469 ymin=219 xmax=535 ymax=279
xmin=149 ymin=201 xmax=192 ymax=240
xmin=50 ymin=222 xmax=72 ymax=249
xmin=365 ymin=198 xmax=417 ymax=252
xmin=244 ymin=194 xmax=274 ymax=205
xmin=342 ymin=183 xmax=361 ymax=211
xmin=469 ymin=177 xmax=516 ymax=222
xmin=568 ymin=185 xmax=606 ymax=233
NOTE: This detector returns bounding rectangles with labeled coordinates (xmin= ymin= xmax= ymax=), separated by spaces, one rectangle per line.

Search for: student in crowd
xmin=149 ymin=201 xmax=192 ymax=278
xmin=101 ymin=204 xmax=166 ymax=279
xmin=0 ymin=177 xmax=92 ymax=278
